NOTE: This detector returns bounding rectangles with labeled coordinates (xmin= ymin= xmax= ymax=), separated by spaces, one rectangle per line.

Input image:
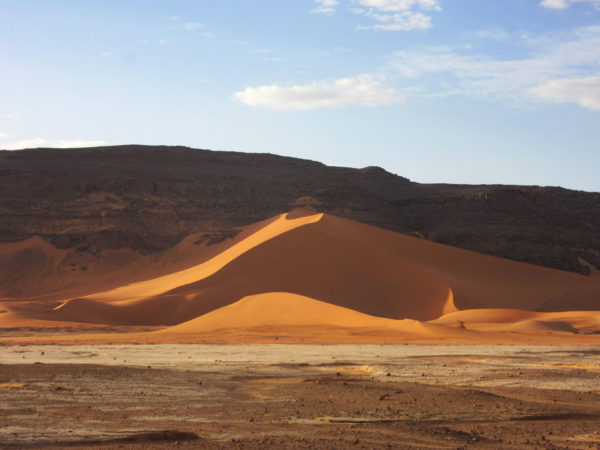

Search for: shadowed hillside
xmin=1 ymin=145 xmax=599 ymax=274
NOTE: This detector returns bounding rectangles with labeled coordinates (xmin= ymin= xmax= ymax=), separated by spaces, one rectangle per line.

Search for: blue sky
xmin=1 ymin=0 xmax=599 ymax=191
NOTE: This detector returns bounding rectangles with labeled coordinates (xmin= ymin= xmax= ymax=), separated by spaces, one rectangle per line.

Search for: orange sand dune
xmin=3 ymin=210 xmax=600 ymax=334
xmin=163 ymin=292 xmax=403 ymax=331
xmin=431 ymin=309 xmax=600 ymax=334
xmin=162 ymin=292 xmax=473 ymax=339
xmin=42 ymin=212 xmax=455 ymax=325
xmin=311 ymin=215 xmax=600 ymax=312
xmin=0 ymin=237 xmax=69 ymax=299
xmin=0 ymin=215 xmax=279 ymax=304
xmin=84 ymin=212 xmax=324 ymax=302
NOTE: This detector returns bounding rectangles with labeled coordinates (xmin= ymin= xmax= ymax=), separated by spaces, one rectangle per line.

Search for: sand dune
xmin=0 ymin=237 xmax=69 ymax=299
xmin=312 ymin=215 xmax=600 ymax=312
xmin=431 ymin=309 xmax=600 ymax=334
xmin=163 ymin=292 xmax=403 ymax=332
xmin=84 ymin=212 xmax=324 ymax=302
xmin=0 ymin=215 xmax=279 ymax=303
xmin=3 ymin=210 xmax=600 ymax=341
xmin=158 ymin=292 xmax=481 ymax=343
xmin=43 ymin=212 xmax=455 ymax=325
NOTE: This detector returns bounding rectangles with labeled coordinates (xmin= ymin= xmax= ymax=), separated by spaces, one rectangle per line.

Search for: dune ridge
xmin=160 ymin=292 xmax=478 ymax=340
xmin=432 ymin=309 xmax=600 ymax=334
xmin=1 ymin=210 xmax=599 ymax=343
xmin=83 ymin=212 xmax=323 ymax=303
xmin=43 ymin=212 xmax=457 ymax=325
xmin=163 ymin=292 xmax=402 ymax=332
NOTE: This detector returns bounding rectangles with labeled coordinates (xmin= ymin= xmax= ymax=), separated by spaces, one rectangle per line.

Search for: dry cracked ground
xmin=1 ymin=344 xmax=600 ymax=449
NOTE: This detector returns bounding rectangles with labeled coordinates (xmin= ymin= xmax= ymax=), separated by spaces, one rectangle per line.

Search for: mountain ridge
xmin=1 ymin=144 xmax=598 ymax=274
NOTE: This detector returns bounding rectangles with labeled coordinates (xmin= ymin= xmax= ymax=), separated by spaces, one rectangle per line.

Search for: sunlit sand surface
xmin=1 ymin=210 xmax=599 ymax=345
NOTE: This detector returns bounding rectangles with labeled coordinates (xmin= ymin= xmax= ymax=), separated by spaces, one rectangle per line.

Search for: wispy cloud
xmin=352 ymin=0 xmax=442 ymax=31
xmin=530 ymin=76 xmax=600 ymax=110
xmin=311 ymin=0 xmax=339 ymax=15
xmin=387 ymin=26 xmax=600 ymax=109
xmin=469 ymin=27 xmax=510 ymax=42
xmin=0 ymin=138 xmax=111 ymax=150
xmin=233 ymin=74 xmax=401 ymax=110
xmin=311 ymin=0 xmax=441 ymax=29
xmin=261 ymin=57 xmax=285 ymax=63
xmin=249 ymin=48 xmax=274 ymax=55
xmin=3 ymin=112 xmax=21 ymax=120
xmin=540 ymin=0 xmax=600 ymax=10
xmin=183 ymin=22 xmax=205 ymax=31
xmin=168 ymin=19 xmax=213 ymax=37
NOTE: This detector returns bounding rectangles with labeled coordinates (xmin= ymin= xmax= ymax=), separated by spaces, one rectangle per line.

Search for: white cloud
xmin=261 ymin=57 xmax=285 ymax=63
xmin=0 ymin=138 xmax=110 ymax=150
xmin=530 ymin=76 xmax=600 ymax=110
xmin=233 ymin=74 xmax=401 ymax=110
xmin=388 ymin=26 xmax=600 ymax=108
xmin=311 ymin=0 xmax=440 ymax=30
xmin=311 ymin=0 xmax=339 ymax=15
xmin=359 ymin=0 xmax=441 ymax=12
xmin=53 ymin=140 xmax=111 ymax=148
xmin=357 ymin=11 xmax=433 ymax=31
xmin=0 ymin=138 xmax=48 ymax=150
xmin=3 ymin=112 xmax=21 ymax=120
xmin=183 ymin=22 xmax=205 ymax=31
xmin=470 ymin=27 xmax=510 ymax=41
xmin=249 ymin=48 xmax=273 ymax=55
xmin=172 ymin=21 xmax=213 ymax=37
xmin=0 ymin=132 xmax=9 ymax=139
xmin=540 ymin=0 xmax=600 ymax=10
xmin=353 ymin=0 xmax=441 ymax=31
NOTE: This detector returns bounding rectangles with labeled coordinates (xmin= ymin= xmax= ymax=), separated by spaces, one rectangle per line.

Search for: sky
xmin=1 ymin=1 xmax=599 ymax=192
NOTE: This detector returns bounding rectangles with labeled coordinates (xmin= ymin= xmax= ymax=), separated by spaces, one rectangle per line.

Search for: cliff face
xmin=0 ymin=145 xmax=598 ymax=274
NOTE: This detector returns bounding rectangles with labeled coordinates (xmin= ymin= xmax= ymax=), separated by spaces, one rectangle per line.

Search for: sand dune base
xmin=1 ymin=210 xmax=599 ymax=344
xmin=1 ymin=294 xmax=599 ymax=345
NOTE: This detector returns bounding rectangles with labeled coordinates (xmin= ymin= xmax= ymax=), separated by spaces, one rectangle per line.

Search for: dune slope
xmin=46 ymin=212 xmax=455 ymax=325
xmin=162 ymin=292 xmax=472 ymax=340
xmin=431 ymin=309 xmax=600 ymax=334
xmin=6 ymin=210 xmax=600 ymax=330
xmin=164 ymin=292 xmax=402 ymax=332
xmin=0 ymin=215 xmax=280 ymax=303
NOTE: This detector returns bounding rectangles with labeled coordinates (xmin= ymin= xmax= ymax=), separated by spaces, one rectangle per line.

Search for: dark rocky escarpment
xmin=0 ymin=145 xmax=598 ymax=275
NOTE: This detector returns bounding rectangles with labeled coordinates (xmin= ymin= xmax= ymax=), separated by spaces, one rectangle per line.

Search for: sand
xmin=432 ymin=308 xmax=600 ymax=333
xmin=1 ymin=210 xmax=599 ymax=344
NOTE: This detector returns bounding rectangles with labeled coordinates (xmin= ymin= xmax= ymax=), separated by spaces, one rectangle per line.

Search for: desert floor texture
xmin=1 ymin=344 xmax=600 ymax=449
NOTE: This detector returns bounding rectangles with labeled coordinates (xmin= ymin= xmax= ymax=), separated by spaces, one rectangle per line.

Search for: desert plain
xmin=1 ymin=210 xmax=600 ymax=448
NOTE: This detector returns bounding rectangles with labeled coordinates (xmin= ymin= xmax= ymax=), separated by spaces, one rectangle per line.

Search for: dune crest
xmin=162 ymin=292 xmax=402 ymax=332
xmin=3 ymin=210 xmax=600 ymax=342
xmin=161 ymin=292 xmax=470 ymax=340
xmin=84 ymin=213 xmax=323 ymax=302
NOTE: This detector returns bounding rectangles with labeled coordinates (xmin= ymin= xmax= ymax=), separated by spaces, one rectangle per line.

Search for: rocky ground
xmin=1 ymin=344 xmax=599 ymax=448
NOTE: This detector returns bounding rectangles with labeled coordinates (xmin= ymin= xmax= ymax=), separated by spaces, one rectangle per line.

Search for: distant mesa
xmin=1 ymin=145 xmax=598 ymax=275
